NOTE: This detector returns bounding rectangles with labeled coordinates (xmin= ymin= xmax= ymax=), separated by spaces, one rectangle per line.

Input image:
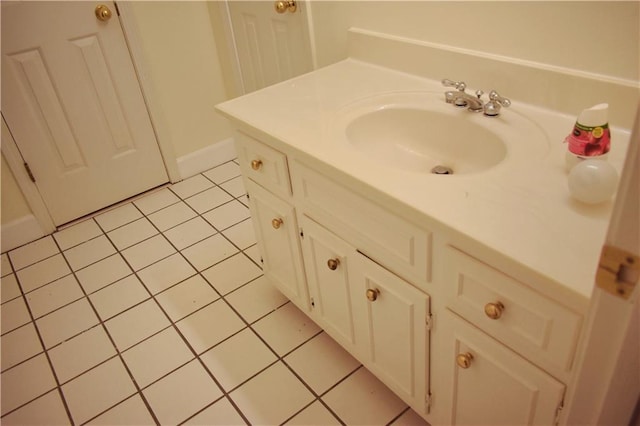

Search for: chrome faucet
xmin=441 ymin=79 xmax=511 ymax=116
xmin=442 ymin=79 xmax=484 ymax=112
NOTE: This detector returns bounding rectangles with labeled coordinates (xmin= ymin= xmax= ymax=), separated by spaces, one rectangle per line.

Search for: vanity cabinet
xmin=441 ymin=312 xmax=565 ymax=425
xmin=233 ymin=129 xmax=578 ymax=425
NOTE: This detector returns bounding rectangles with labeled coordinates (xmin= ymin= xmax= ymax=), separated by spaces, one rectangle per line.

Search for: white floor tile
xmin=391 ymin=408 xmax=430 ymax=425
xmin=94 ymin=203 xmax=144 ymax=232
xmin=285 ymin=401 xmax=341 ymax=425
xmin=75 ymin=254 xmax=132 ymax=294
xmin=201 ymin=253 xmax=262 ymax=296
xmin=176 ymin=300 xmax=245 ymax=354
xmin=252 ymin=303 xmax=321 ymax=356
xmin=121 ymin=235 xmax=176 ymax=271
xmin=155 ymin=275 xmax=219 ymax=322
xmin=107 ymin=218 xmax=158 ymax=251
xmin=221 ymin=219 xmax=257 ymax=250
xmin=181 ymin=234 xmax=239 ymax=271
xmin=170 ymin=174 xmax=215 ymax=199
xmin=88 ymin=394 xmax=155 ymax=426
xmin=48 ymin=325 xmax=117 ymax=384
xmin=137 ymin=253 xmax=196 ymax=295
xmin=105 ymin=299 xmax=170 ymax=351
xmin=143 ymin=359 xmax=223 ymax=425
xmin=62 ymin=357 xmax=136 ymax=425
xmin=35 ymin=298 xmax=99 ymax=349
xmin=89 ymin=275 xmax=150 ymax=321
xmin=133 ymin=188 xmax=180 ymax=216
xmin=185 ymin=187 xmax=233 ymax=214
xmin=163 ymin=216 xmax=217 ymax=250
xmin=0 ymin=353 xmax=57 ymax=416
xmin=219 ymin=176 xmax=246 ymax=198
xmin=226 ymin=276 xmax=287 ymax=324
xmin=16 ymin=254 xmax=71 ymax=293
xmin=148 ymin=201 xmax=197 ymax=232
xmin=1 ymin=273 xmax=21 ymax=304
xmin=122 ymin=327 xmax=194 ymax=388
xmin=230 ymin=362 xmax=314 ymax=426
xmin=1 ymin=297 xmax=32 ymax=335
xmin=183 ymin=397 xmax=246 ymax=426
xmin=64 ymin=236 xmax=116 ymax=271
xmin=54 ymin=220 xmax=102 ymax=251
xmin=285 ymin=332 xmax=360 ymax=394
xmin=9 ymin=236 xmax=59 ymax=271
xmin=0 ymin=389 xmax=70 ymax=426
xmin=242 ymin=244 xmax=262 ymax=266
xmin=202 ymin=200 xmax=251 ymax=231
xmin=203 ymin=162 xmax=241 ymax=184
xmin=200 ymin=328 xmax=277 ymax=391
xmin=0 ymin=323 xmax=43 ymax=372
xmin=322 ymin=367 xmax=407 ymax=425
xmin=2 ymin=253 xmax=12 ymax=277
xmin=25 ymin=275 xmax=84 ymax=319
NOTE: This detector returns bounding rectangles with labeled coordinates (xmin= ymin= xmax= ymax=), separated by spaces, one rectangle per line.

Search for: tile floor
xmin=0 ymin=160 xmax=428 ymax=426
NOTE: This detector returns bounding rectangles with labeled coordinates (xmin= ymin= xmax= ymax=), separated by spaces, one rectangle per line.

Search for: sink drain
xmin=431 ymin=165 xmax=454 ymax=175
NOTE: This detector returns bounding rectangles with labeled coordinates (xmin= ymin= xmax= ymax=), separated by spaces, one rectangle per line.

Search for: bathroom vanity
xmin=216 ymin=30 xmax=632 ymax=425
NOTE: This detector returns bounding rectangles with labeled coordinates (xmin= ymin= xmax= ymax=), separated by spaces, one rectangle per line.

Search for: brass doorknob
xmin=484 ymin=301 xmax=505 ymax=320
xmin=251 ymin=159 xmax=263 ymax=170
xmin=271 ymin=218 xmax=283 ymax=229
xmin=366 ymin=288 xmax=380 ymax=302
xmin=274 ymin=0 xmax=297 ymax=13
xmin=456 ymin=352 xmax=474 ymax=369
xmin=95 ymin=4 xmax=112 ymax=21
xmin=327 ymin=258 xmax=340 ymax=270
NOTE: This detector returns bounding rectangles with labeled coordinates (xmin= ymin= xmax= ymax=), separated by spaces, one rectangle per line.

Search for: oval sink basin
xmin=333 ymin=91 xmax=549 ymax=176
xmin=345 ymin=107 xmax=507 ymax=174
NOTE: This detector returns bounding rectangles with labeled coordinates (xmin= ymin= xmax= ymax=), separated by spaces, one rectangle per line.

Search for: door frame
xmin=1 ymin=1 xmax=180 ymax=235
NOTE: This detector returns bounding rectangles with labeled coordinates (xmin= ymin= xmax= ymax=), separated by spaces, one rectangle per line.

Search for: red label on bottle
xmin=565 ymin=122 xmax=610 ymax=156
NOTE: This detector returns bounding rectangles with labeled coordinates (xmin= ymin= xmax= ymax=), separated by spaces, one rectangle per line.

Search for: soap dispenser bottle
xmin=565 ymin=103 xmax=611 ymax=171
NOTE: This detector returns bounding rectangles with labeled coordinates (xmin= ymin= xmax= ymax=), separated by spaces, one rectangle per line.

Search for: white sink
xmin=333 ymin=91 xmax=549 ymax=175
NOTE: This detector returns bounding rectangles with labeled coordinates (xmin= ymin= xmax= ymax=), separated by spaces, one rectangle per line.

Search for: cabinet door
xmin=300 ymin=215 xmax=359 ymax=352
xmin=351 ymin=253 xmax=430 ymax=411
xmin=441 ymin=311 xmax=565 ymax=425
xmin=246 ymin=179 xmax=307 ymax=308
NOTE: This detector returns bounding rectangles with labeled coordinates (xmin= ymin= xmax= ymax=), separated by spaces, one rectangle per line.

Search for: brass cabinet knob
xmin=366 ymin=288 xmax=380 ymax=302
xmin=484 ymin=301 xmax=505 ymax=320
xmin=271 ymin=218 xmax=283 ymax=229
xmin=456 ymin=352 xmax=474 ymax=369
xmin=274 ymin=0 xmax=297 ymax=14
xmin=251 ymin=159 xmax=263 ymax=170
xmin=327 ymin=258 xmax=340 ymax=270
xmin=95 ymin=4 xmax=112 ymax=21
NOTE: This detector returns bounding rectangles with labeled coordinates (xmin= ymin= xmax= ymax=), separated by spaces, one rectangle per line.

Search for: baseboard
xmin=176 ymin=138 xmax=237 ymax=180
xmin=1 ymin=214 xmax=46 ymax=253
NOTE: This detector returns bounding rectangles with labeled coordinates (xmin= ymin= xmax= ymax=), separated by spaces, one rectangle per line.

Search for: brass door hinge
xmin=24 ymin=162 xmax=36 ymax=183
xmin=596 ymin=245 xmax=639 ymax=300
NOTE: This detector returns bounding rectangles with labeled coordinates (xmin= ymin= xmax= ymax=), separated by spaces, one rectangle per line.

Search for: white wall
xmin=310 ymin=1 xmax=639 ymax=83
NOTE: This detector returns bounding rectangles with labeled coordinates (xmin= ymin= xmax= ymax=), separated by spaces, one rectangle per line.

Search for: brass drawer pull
xmin=484 ymin=301 xmax=505 ymax=320
xmin=456 ymin=352 xmax=474 ymax=369
xmin=327 ymin=258 xmax=340 ymax=270
xmin=271 ymin=218 xmax=283 ymax=229
xmin=251 ymin=159 xmax=263 ymax=170
xmin=366 ymin=288 xmax=380 ymax=302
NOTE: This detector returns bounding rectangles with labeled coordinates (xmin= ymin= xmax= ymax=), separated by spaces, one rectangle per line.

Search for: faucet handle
xmin=489 ymin=90 xmax=511 ymax=107
xmin=442 ymin=79 xmax=466 ymax=91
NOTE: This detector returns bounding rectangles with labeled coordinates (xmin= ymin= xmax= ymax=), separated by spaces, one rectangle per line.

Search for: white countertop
xmin=216 ymin=59 xmax=630 ymax=302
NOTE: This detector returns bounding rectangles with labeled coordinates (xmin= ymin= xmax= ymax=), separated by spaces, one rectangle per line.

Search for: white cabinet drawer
xmin=292 ymin=161 xmax=431 ymax=283
xmin=444 ymin=246 xmax=582 ymax=375
xmin=235 ymin=132 xmax=291 ymax=199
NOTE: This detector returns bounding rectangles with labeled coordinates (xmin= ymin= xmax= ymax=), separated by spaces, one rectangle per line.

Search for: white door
xmin=1 ymin=1 xmax=168 ymax=226
xmin=226 ymin=0 xmax=313 ymax=93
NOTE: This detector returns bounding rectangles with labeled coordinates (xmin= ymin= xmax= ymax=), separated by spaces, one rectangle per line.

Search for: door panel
xmin=227 ymin=1 xmax=313 ymax=93
xmin=1 ymin=1 xmax=168 ymax=225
